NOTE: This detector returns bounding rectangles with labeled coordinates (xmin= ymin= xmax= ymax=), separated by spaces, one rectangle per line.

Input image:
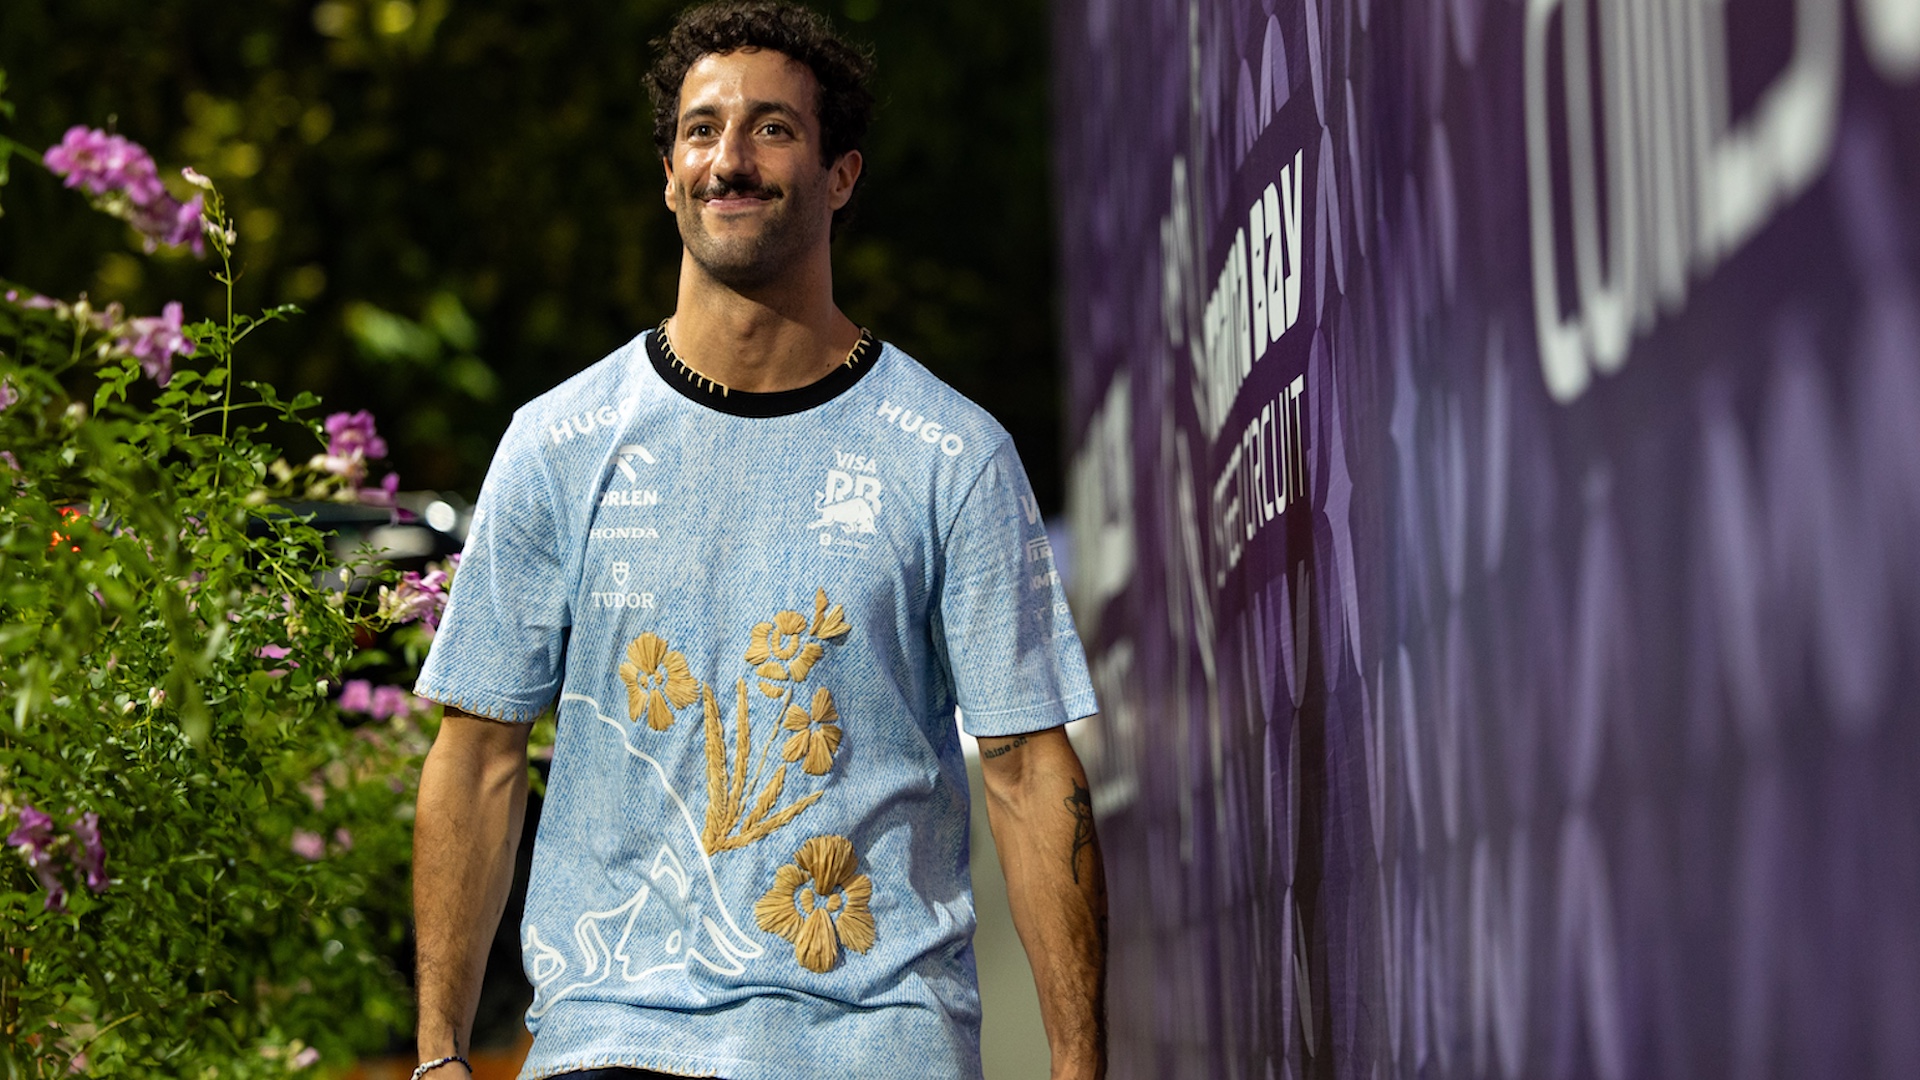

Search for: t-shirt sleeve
xmin=415 ymin=413 xmax=571 ymax=722
xmin=937 ymin=439 xmax=1099 ymax=738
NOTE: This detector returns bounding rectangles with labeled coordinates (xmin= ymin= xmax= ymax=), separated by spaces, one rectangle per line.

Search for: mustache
xmin=695 ymin=177 xmax=781 ymax=200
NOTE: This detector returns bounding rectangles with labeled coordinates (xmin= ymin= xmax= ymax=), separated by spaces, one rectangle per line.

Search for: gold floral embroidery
xmin=746 ymin=611 xmax=805 ymax=695
xmin=748 ymin=601 xmax=842 ymax=695
xmin=782 ymin=687 xmax=842 ymax=776
xmin=754 ymin=835 xmax=876 ymax=972
xmin=622 ymin=587 xmax=855 ymax=858
xmin=618 ymin=633 xmax=699 ymax=731
xmin=701 ymin=679 xmax=824 ymax=854
xmin=811 ymin=587 xmax=851 ymax=640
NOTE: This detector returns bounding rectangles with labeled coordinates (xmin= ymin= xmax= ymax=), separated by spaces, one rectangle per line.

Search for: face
xmin=664 ymin=48 xmax=861 ymax=289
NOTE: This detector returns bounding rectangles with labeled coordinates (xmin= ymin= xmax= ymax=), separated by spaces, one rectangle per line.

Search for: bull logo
xmin=809 ymin=468 xmax=883 ymax=535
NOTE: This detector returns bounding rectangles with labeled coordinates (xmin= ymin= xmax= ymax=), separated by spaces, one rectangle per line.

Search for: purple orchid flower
xmin=43 ymin=126 xmax=165 ymax=204
xmin=42 ymin=127 xmax=207 ymax=257
xmin=6 ymin=805 xmax=73 ymax=912
xmin=324 ymin=410 xmax=388 ymax=462
xmin=115 ymin=302 xmax=196 ymax=385
xmin=378 ymin=567 xmax=450 ymax=629
xmin=337 ymin=679 xmax=375 ymax=715
xmin=69 ymin=811 xmax=108 ymax=893
xmin=369 ymin=685 xmax=415 ymax=720
xmin=6 ymin=805 xmax=56 ymax=866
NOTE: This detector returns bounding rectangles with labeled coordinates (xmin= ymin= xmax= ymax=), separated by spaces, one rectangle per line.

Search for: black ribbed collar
xmin=645 ymin=323 xmax=881 ymax=418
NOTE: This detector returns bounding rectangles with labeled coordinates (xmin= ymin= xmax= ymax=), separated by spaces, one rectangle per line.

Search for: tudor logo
xmin=615 ymin=444 xmax=656 ymax=482
xmin=611 ymin=561 xmax=630 ymax=587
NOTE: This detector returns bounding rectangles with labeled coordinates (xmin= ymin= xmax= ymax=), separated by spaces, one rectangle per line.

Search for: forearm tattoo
xmin=1065 ymin=781 xmax=1096 ymax=884
xmin=981 ymin=735 xmax=1028 ymax=760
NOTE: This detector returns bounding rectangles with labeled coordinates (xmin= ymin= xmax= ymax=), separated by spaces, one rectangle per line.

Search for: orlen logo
xmin=875 ymin=400 xmax=964 ymax=457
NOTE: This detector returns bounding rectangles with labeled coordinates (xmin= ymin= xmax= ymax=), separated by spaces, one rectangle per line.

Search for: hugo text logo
xmin=875 ymin=400 xmax=965 ymax=457
xmin=550 ymin=398 xmax=639 ymax=445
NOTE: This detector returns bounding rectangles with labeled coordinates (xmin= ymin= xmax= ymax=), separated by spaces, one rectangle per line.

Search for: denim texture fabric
xmin=417 ymin=333 xmax=1097 ymax=1080
xmin=555 ymin=1070 xmax=716 ymax=1080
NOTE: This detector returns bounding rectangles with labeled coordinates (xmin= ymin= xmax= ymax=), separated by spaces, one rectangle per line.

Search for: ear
xmin=662 ymin=156 xmax=677 ymax=212
xmin=826 ymin=150 xmax=863 ymax=212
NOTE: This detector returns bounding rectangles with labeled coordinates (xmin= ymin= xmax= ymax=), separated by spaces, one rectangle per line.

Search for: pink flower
xmin=332 ymin=827 xmax=354 ymax=852
xmin=0 ymin=377 xmax=15 ymax=410
xmin=6 ymin=805 xmax=80 ymax=912
xmin=337 ymin=679 xmax=374 ymax=715
xmin=69 ymin=811 xmax=108 ymax=893
xmin=256 ymin=643 xmax=297 ymax=677
xmin=355 ymin=472 xmax=411 ymax=514
xmin=369 ymin=685 xmax=415 ymax=720
xmin=377 ymin=568 xmax=450 ymax=629
xmin=42 ymin=127 xmax=207 ymax=256
xmin=291 ymin=1046 xmax=321 ymax=1069
xmin=128 ymin=192 xmax=206 ymax=255
xmin=324 ymin=410 xmax=387 ymax=462
xmin=290 ymin=829 xmax=326 ymax=861
xmin=311 ymin=412 xmax=389 ymax=487
xmin=114 ymin=302 xmax=196 ymax=386
xmin=7 ymin=805 xmax=56 ymax=867
xmin=43 ymin=126 xmax=165 ymax=203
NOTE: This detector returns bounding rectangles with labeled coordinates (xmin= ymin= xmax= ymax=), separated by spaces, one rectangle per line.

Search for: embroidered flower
xmin=754 ymin=834 xmax=876 ymax=973
xmin=620 ymin=633 xmax=699 ymax=730
xmin=781 ymin=687 xmax=842 ymax=776
xmin=810 ymin=587 xmax=851 ymax=640
xmin=748 ymin=591 xmax=848 ymax=696
xmin=744 ymin=609 xmax=807 ymax=695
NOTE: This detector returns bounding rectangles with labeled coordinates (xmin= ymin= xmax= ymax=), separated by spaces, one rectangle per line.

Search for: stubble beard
xmin=676 ymin=175 xmax=826 ymax=291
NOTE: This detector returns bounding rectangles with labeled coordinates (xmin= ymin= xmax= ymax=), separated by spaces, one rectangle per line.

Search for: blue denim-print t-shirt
xmin=417 ymin=328 xmax=1097 ymax=1080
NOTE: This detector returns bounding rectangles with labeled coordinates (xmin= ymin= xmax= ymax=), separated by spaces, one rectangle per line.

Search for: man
xmin=410 ymin=4 xmax=1107 ymax=1079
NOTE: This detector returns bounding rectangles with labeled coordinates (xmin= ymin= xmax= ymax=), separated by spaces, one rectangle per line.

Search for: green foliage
xmin=0 ymin=0 xmax=1063 ymax=508
xmin=0 ymin=77 xmax=420 ymax=1076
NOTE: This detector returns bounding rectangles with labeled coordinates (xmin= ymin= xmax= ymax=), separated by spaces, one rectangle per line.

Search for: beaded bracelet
xmin=410 ymin=1055 xmax=470 ymax=1080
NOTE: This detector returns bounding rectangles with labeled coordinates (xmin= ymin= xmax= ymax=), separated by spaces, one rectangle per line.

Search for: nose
xmin=711 ymin=121 xmax=757 ymax=186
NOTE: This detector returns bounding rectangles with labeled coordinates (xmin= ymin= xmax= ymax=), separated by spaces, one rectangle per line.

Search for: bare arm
xmin=978 ymin=725 xmax=1108 ymax=1080
xmin=413 ymin=706 xmax=531 ymax=1075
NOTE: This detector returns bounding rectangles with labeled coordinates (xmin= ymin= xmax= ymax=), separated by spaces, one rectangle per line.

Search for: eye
xmin=758 ymin=121 xmax=791 ymax=137
xmin=686 ymin=122 xmax=717 ymax=139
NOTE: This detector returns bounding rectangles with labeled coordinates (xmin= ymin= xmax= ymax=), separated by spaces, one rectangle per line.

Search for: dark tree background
xmin=0 ymin=0 xmax=1065 ymax=510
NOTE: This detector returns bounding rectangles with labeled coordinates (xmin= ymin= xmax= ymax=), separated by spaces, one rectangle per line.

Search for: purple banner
xmin=1054 ymin=1 xmax=1920 ymax=1077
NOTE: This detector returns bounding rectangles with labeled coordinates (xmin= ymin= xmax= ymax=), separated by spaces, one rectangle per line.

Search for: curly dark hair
xmin=646 ymin=1 xmax=876 ymax=224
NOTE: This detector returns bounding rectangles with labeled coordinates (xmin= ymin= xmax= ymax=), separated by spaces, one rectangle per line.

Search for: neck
xmin=667 ymin=246 xmax=859 ymax=393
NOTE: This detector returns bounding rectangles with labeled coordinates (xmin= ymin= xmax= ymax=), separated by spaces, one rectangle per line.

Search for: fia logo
xmin=615 ymin=444 xmax=656 ymax=482
xmin=809 ymin=465 xmax=884 ymax=540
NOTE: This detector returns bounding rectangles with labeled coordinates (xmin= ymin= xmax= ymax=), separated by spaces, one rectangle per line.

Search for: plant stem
xmin=219 ymin=258 xmax=234 ymax=442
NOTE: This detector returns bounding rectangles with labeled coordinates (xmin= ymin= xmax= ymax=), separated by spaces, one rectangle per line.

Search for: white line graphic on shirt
xmin=615 ymin=443 xmax=656 ymax=482
xmin=524 ymin=690 xmax=765 ymax=1016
